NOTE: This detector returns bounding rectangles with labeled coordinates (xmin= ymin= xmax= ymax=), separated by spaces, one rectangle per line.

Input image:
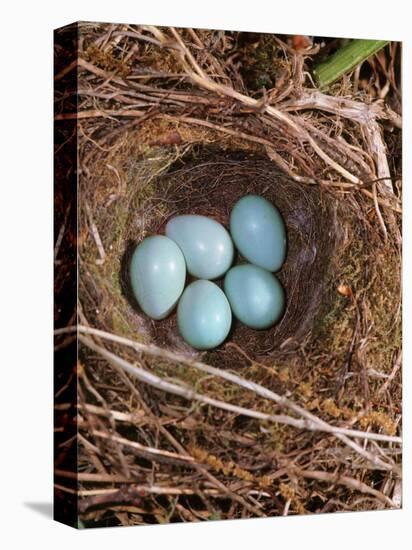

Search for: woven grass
xmin=54 ymin=23 xmax=402 ymax=526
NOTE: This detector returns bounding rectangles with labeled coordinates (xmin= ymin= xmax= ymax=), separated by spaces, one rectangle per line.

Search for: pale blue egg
xmin=230 ymin=195 xmax=287 ymax=272
xmin=165 ymin=214 xmax=234 ymax=279
xmin=130 ymin=235 xmax=186 ymax=320
xmin=224 ymin=264 xmax=285 ymax=329
xmin=177 ymin=280 xmax=232 ymax=350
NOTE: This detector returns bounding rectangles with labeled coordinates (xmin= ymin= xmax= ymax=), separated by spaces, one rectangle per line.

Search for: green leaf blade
xmin=313 ymin=39 xmax=390 ymax=89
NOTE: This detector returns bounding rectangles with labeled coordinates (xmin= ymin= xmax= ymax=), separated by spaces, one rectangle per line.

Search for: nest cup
xmin=118 ymin=148 xmax=340 ymax=363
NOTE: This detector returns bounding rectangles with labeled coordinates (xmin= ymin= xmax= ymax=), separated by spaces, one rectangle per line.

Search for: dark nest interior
xmin=120 ymin=150 xmax=340 ymax=358
xmin=54 ymin=23 xmax=402 ymax=527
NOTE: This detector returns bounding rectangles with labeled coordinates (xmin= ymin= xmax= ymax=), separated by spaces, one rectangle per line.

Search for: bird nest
xmin=118 ymin=149 xmax=340 ymax=360
xmin=54 ymin=23 xmax=402 ymax=527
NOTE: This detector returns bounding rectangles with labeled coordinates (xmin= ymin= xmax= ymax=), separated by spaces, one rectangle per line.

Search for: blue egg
xmin=230 ymin=195 xmax=287 ymax=272
xmin=224 ymin=264 xmax=285 ymax=329
xmin=166 ymin=214 xmax=234 ymax=279
xmin=177 ymin=280 xmax=232 ymax=350
xmin=130 ymin=235 xmax=186 ymax=320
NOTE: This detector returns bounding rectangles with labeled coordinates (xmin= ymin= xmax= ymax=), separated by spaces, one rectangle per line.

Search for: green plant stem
xmin=313 ymin=39 xmax=389 ymax=89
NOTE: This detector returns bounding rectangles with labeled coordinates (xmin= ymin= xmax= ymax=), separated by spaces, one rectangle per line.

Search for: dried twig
xmin=378 ymin=351 xmax=402 ymax=396
xmin=70 ymin=325 xmax=402 ymax=445
xmin=54 ymin=203 xmax=71 ymax=262
xmin=73 ymin=329 xmax=401 ymax=475
xmin=84 ymin=200 xmax=106 ymax=264
xmin=291 ymin=467 xmax=395 ymax=507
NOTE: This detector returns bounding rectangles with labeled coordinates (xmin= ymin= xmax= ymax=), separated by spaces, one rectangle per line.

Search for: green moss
xmin=111 ymin=309 xmax=133 ymax=337
xmin=238 ymin=34 xmax=289 ymax=91
xmin=111 ymin=204 xmax=130 ymax=250
xmin=365 ymin=245 xmax=402 ymax=372
xmin=312 ymin=219 xmax=366 ymax=353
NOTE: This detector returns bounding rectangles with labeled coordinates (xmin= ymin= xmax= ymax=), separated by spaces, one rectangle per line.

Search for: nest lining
xmin=119 ymin=148 xmax=340 ymax=361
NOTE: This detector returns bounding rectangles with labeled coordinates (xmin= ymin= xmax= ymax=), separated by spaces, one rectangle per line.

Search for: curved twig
xmin=67 ymin=327 xmax=401 ymax=475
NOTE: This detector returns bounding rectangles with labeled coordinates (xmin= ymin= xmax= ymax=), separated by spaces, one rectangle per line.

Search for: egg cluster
xmin=129 ymin=195 xmax=287 ymax=350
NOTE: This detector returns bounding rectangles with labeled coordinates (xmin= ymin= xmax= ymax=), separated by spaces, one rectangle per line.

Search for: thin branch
xmin=149 ymin=26 xmax=362 ymax=184
xmin=378 ymin=351 xmax=402 ymax=396
xmin=291 ymin=467 xmax=395 ymax=507
xmin=84 ymin=200 xmax=106 ymax=264
xmin=280 ymin=90 xmax=395 ymax=194
xmin=73 ymin=325 xmax=402 ymax=446
xmin=74 ymin=329 xmax=400 ymax=475
xmin=54 ymin=203 xmax=71 ymax=261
